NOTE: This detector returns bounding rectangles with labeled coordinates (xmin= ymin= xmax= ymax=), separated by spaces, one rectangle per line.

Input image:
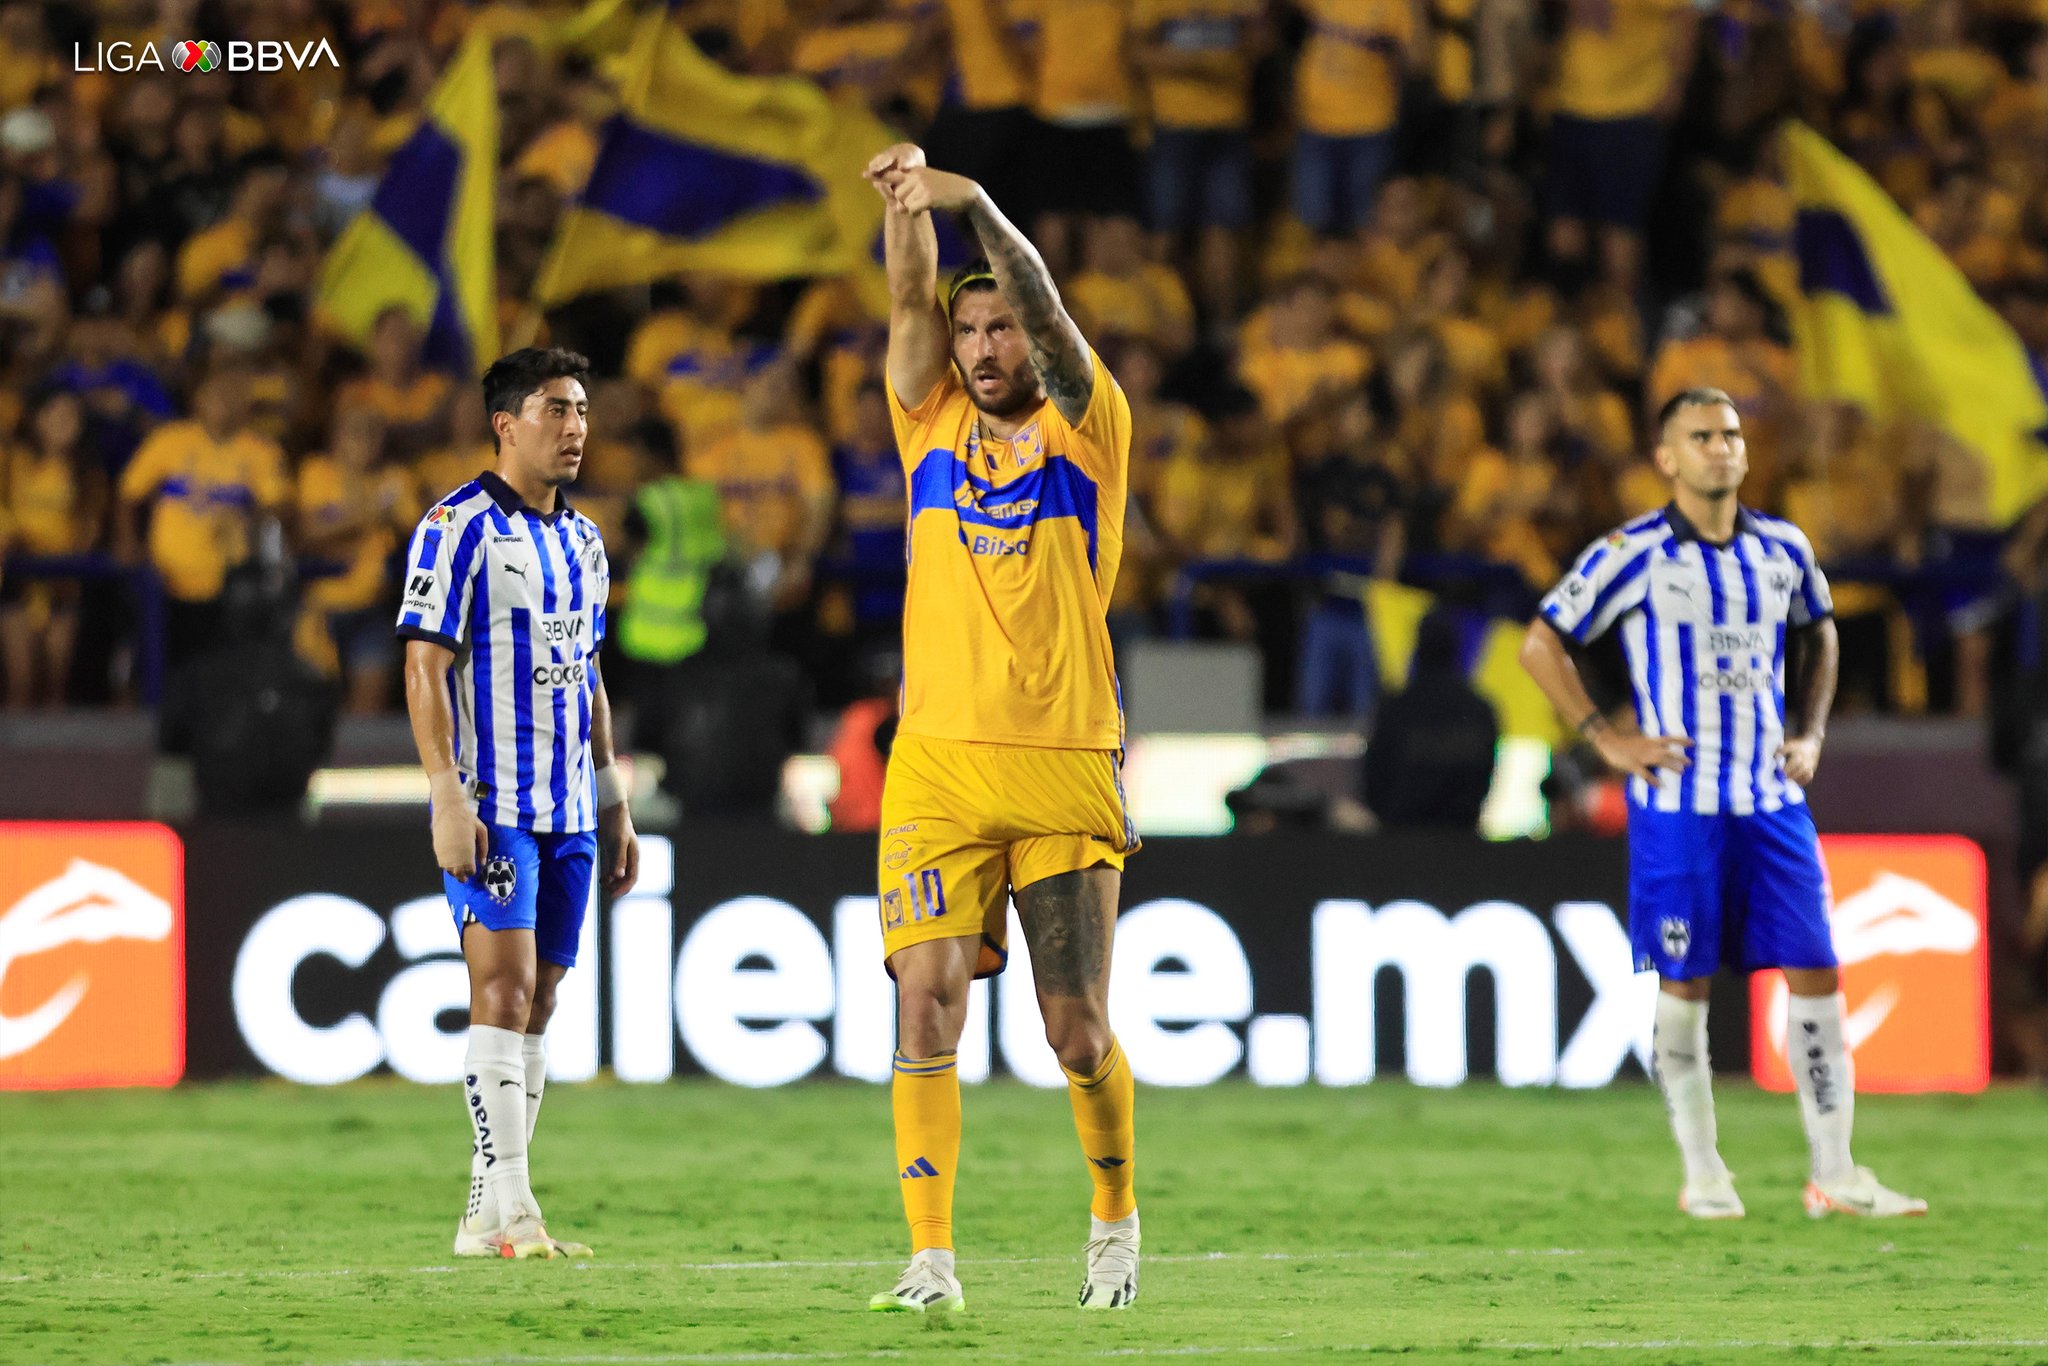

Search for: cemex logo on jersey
xmin=1752 ymin=836 xmax=1988 ymax=1093
xmin=74 ymin=38 xmax=339 ymax=72
xmin=0 ymin=824 xmax=184 ymax=1090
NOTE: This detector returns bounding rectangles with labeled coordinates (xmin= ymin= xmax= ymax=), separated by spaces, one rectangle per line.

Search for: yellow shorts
xmin=877 ymin=733 xmax=1139 ymax=979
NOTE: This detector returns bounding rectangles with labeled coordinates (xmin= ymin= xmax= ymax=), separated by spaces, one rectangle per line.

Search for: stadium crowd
xmin=0 ymin=0 xmax=2046 ymax=728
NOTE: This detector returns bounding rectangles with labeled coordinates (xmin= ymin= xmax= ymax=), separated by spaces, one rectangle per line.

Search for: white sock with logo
xmin=1788 ymin=991 xmax=1855 ymax=1184
xmin=463 ymin=1024 xmax=540 ymax=1226
xmin=466 ymin=1033 xmax=547 ymax=1230
xmin=1652 ymin=992 xmax=1727 ymax=1184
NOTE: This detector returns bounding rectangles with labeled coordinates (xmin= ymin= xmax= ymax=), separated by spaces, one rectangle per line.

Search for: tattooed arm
xmin=875 ymin=166 xmax=1097 ymax=426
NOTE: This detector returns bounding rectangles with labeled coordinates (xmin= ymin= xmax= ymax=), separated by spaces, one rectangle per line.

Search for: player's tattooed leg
xmin=1017 ymin=869 xmax=1116 ymax=998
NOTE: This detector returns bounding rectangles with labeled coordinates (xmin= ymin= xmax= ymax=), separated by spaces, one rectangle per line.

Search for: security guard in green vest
xmin=618 ymin=473 xmax=726 ymax=666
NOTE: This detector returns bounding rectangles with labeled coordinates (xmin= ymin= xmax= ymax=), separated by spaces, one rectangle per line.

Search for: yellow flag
xmin=1781 ymin=121 xmax=2048 ymax=526
xmin=316 ymin=36 xmax=498 ymax=374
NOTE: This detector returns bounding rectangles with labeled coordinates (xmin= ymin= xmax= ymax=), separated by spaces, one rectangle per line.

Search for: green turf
xmin=1 ymin=1079 xmax=2043 ymax=1364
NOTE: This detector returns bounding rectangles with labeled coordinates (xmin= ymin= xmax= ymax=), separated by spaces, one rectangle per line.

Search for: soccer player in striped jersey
xmin=1522 ymin=387 xmax=1924 ymax=1221
xmin=861 ymin=143 xmax=1141 ymax=1313
xmin=396 ymin=347 xmax=640 ymax=1259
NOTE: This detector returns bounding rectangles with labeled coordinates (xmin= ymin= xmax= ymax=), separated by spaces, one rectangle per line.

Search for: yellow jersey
xmin=1296 ymin=0 xmax=1412 ymax=138
xmin=296 ymin=456 xmax=416 ymax=612
xmin=118 ymin=421 xmax=290 ymax=602
xmin=1032 ymin=0 xmax=1135 ymax=122
xmin=890 ymin=351 xmax=1131 ymax=750
xmin=687 ymin=422 xmax=834 ymax=559
xmin=2 ymin=446 xmax=95 ymax=556
xmin=944 ymin=0 xmax=1031 ymax=110
xmin=1133 ymin=0 xmax=1262 ymax=130
xmin=1553 ymin=0 xmax=1690 ymax=120
xmin=175 ymin=217 xmax=255 ymax=302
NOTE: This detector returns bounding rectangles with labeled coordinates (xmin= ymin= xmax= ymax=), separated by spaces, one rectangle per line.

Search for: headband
xmin=946 ymin=269 xmax=997 ymax=309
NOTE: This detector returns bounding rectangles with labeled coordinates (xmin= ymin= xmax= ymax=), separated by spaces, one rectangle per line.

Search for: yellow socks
xmin=1064 ymin=1036 xmax=1137 ymax=1221
xmin=891 ymin=1051 xmax=960 ymax=1251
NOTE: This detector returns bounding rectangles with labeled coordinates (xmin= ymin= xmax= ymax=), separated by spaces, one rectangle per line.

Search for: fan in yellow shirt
xmin=685 ymin=361 xmax=836 ymax=614
xmin=1066 ymin=216 xmax=1197 ymax=358
xmin=1133 ymin=0 xmax=1265 ymax=317
xmin=923 ymin=0 xmax=1039 ymax=248
xmin=861 ymin=141 xmax=1140 ymax=1314
xmin=1291 ymin=0 xmax=1416 ymax=235
xmin=1024 ymin=0 xmax=1141 ymax=276
xmin=0 ymin=391 xmax=105 ymax=708
xmin=1544 ymin=0 xmax=1699 ymax=292
xmin=117 ymin=368 xmax=291 ymax=666
xmin=1239 ymin=277 xmax=1372 ymax=428
xmin=295 ymin=409 xmax=417 ymax=712
xmin=176 ymin=152 xmax=292 ymax=304
xmin=335 ymin=308 xmax=457 ymax=461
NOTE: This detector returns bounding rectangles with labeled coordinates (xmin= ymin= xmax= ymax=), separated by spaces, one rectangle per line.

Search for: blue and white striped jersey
xmin=395 ymin=471 xmax=611 ymax=834
xmin=1538 ymin=503 xmax=1833 ymax=817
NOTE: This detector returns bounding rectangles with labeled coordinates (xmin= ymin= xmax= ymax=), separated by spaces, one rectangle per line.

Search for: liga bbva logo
xmin=74 ymin=37 xmax=339 ymax=73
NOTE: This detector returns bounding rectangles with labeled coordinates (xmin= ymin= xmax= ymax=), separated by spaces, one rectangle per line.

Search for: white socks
xmin=1651 ymin=992 xmax=1727 ymax=1184
xmin=465 ymin=1032 xmax=549 ymax=1229
xmin=1788 ymin=991 xmax=1855 ymax=1184
xmin=522 ymin=1033 xmax=547 ymax=1143
xmin=463 ymin=1024 xmax=540 ymax=1227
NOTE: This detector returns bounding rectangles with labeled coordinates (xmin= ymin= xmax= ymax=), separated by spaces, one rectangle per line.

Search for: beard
xmin=963 ymin=362 xmax=1041 ymax=419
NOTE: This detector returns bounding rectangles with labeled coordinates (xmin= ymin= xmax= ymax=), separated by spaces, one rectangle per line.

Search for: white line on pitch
xmin=6 ymin=1245 xmax=1591 ymax=1288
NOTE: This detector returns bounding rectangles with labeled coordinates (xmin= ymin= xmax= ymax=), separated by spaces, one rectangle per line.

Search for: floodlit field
xmin=3 ymin=1080 xmax=2043 ymax=1364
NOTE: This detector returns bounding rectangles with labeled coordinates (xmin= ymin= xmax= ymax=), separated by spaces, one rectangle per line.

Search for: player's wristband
xmin=594 ymin=764 xmax=629 ymax=810
xmin=427 ymin=767 xmax=469 ymax=811
xmin=1576 ymin=711 xmax=1608 ymax=737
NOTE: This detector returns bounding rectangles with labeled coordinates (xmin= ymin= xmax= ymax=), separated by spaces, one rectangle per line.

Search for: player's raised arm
xmin=879 ymin=162 xmax=1094 ymax=426
xmin=866 ymin=143 xmax=950 ymax=410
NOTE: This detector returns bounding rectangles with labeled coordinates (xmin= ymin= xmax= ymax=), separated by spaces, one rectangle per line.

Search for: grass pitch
xmin=2 ymin=1079 xmax=2043 ymax=1364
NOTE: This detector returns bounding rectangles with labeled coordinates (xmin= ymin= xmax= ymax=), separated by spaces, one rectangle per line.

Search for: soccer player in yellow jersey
xmin=861 ymin=141 xmax=1141 ymax=1314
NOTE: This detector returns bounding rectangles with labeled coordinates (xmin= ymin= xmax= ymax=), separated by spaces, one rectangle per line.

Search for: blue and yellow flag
xmin=316 ymin=35 xmax=498 ymax=376
xmin=1782 ymin=121 xmax=2048 ymax=527
xmin=535 ymin=8 xmax=893 ymax=303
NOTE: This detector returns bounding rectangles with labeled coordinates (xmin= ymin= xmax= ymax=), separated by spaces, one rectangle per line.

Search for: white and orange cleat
xmin=493 ymin=1213 xmax=564 ymax=1259
xmin=1804 ymin=1167 xmax=1928 ymax=1219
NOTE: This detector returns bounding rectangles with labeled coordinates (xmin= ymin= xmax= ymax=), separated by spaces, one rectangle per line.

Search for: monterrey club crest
xmin=482 ymin=855 xmax=517 ymax=905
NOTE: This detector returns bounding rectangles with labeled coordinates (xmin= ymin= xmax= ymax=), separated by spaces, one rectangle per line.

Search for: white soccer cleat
xmin=1678 ymin=1173 xmax=1746 ymax=1220
xmin=453 ymin=1214 xmax=502 ymax=1258
xmin=1078 ymin=1211 xmax=1140 ymax=1309
xmin=868 ymin=1250 xmax=965 ymax=1313
xmin=1804 ymin=1166 xmax=1928 ymax=1219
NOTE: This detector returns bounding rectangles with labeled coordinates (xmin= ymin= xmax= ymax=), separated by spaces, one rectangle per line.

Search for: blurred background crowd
xmin=2 ymin=0 xmax=2047 ymax=760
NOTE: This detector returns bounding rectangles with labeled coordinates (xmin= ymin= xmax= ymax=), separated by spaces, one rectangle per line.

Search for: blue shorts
xmin=444 ymin=823 xmax=597 ymax=968
xmin=1148 ymin=127 xmax=1253 ymax=231
xmin=1627 ymin=802 xmax=1837 ymax=980
xmin=1291 ymin=129 xmax=1397 ymax=236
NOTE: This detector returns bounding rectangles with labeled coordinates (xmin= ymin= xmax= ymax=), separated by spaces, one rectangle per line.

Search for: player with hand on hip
xmin=397 ymin=347 xmax=639 ymax=1259
xmin=862 ymin=142 xmax=1143 ymax=1313
xmin=1521 ymin=387 xmax=1924 ymax=1221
